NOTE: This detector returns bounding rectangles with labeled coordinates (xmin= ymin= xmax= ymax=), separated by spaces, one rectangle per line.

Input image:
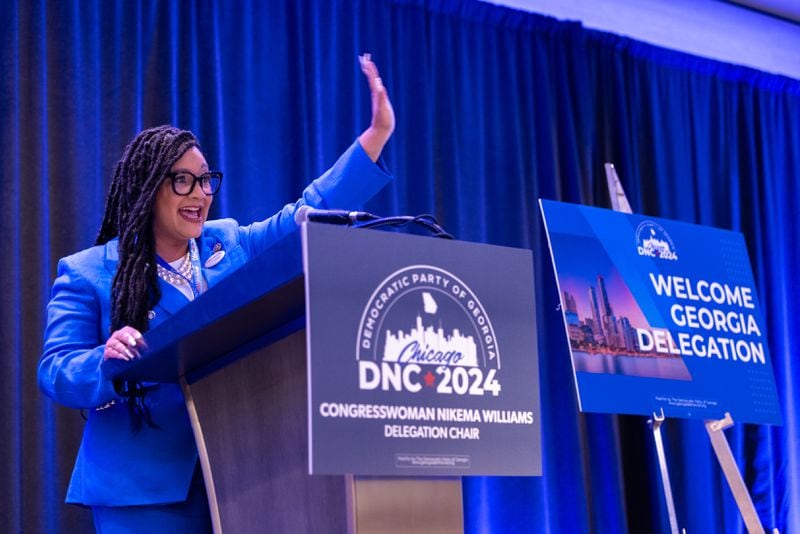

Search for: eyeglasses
xmin=166 ymin=171 xmax=223 ymax=196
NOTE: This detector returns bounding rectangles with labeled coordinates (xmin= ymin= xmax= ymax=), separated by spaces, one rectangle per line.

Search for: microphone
xmin=294 ymin=205 xmax=377 ymax=226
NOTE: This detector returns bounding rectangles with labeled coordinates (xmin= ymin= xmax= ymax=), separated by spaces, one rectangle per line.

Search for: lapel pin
xmin=205 ymin=250 xmax=225 ymax=268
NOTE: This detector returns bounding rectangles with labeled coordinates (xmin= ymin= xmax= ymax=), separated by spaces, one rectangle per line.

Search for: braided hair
xmin=96 ymin=125 xmax=199 ymax=428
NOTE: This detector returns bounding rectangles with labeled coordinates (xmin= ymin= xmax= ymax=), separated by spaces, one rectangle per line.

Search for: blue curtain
xmin=2 ymin=0 xmax=798 ymax=532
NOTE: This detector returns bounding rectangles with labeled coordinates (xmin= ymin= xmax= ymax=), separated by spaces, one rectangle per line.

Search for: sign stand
xmin=704 ymin=413 xmax=764 ymax=533
xmin=603 ymin=164 xmax=633 ymax=214
xmin=648 ymin=409 xmax=679 ymax=534
xmin=604 ymin=163 xmax=768 ymax=534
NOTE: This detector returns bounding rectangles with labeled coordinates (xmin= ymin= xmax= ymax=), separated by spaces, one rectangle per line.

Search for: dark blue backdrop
xmin=1 ymin=0 xmax=798 ymax=532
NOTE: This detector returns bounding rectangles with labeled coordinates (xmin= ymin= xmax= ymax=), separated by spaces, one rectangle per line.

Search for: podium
xmin=107 ymin=223 xmax=540 ymax=533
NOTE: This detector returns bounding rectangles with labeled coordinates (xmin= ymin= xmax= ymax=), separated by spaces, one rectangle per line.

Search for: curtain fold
xmin=2 ymin=0 xmax=798 ymax=531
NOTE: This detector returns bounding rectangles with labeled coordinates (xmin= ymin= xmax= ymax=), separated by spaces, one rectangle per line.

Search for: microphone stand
xmin=354 ymin=214 xmax=453 ymax=240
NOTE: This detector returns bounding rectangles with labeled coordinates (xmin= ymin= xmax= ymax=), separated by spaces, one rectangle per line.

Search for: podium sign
xmin=540 ymin=199 xmax=781 ymax=425
xmin=303 ymin=223 xmax=541 ymax=475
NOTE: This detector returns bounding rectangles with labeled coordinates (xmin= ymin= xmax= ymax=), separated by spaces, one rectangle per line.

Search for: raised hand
xmin=358 ymin=53 xmax=395 ymax=161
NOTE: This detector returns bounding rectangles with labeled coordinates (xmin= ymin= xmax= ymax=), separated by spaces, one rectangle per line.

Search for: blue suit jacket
xmin=38 ymin=140 xmax=391 ymax=506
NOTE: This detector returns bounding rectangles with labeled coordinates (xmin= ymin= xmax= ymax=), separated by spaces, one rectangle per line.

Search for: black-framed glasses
xmin=166 ymin=171 xmax=223 ymax=196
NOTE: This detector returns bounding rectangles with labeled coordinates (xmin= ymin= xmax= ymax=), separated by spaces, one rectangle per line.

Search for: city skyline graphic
xmin=383 ymin=314 xmax=479 ymax=367
xmin=551 ymin=233 xmax=692 ymax=380
xmin=560 ymin=272 xmax=649 ymax=356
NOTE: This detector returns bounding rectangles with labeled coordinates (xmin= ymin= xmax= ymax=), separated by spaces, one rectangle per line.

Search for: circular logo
xmin=355 ymin=265 xmax=502 ymax=396
xmin=635 ymin=221 xmax=678 ymax=261
xmin=357 ymin=265 xmax=499 ymax=368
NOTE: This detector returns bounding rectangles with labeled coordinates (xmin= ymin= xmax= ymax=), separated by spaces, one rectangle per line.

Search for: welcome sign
xmin=303 ymin=223 xmax=541 ymax=475
xmin=540 ymin=199 xmax=781 ymax=425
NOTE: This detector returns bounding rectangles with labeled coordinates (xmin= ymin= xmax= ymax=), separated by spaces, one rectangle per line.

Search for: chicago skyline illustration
xmin=383 ymin=314 xmax=479 ymax=367
xmin=560 ymin=272 xmax=691 ymax=380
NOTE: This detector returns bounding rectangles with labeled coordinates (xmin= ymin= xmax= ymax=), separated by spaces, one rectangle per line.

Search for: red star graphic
xmin=423 ymin=370 xmax=436 ymax=387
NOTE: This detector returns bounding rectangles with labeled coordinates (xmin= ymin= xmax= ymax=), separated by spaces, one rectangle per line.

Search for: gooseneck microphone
xmin=294 ymin=205 xmax=378 ymax=226
xmin=295 ymin=205 xmax=454 ymax=240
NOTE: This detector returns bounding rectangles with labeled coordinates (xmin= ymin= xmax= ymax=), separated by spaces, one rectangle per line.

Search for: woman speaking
xmin=38 ymin=55 xmax=394 ymax=532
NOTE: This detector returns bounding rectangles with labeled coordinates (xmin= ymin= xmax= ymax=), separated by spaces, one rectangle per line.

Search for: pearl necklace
xmin=156 ymin=252 xmax=193 ymax=286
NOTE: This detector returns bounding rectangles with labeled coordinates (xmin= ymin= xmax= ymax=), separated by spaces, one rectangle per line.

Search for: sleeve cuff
xmin=308 ymin=138 xmax=393 ymax=210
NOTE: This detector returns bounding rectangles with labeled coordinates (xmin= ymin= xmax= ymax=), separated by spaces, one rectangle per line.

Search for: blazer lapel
xmin=103 ymin=239 xmax=189 ymax=326
xmin=153 ymin=281 xmax=190 ymax=318
xmin=104 ymin=239 xmax=119 ymax=275
xmin=198 ymin=235 xmax=238 ymax=290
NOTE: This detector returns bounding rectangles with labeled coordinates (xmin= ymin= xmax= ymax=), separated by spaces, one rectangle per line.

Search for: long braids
xmin=96 ymin=125 xmax=200 ymax=429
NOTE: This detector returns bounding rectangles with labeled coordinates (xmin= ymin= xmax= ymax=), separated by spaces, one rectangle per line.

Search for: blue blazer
xmin=38 ymin=140 xmax=391 ymax=506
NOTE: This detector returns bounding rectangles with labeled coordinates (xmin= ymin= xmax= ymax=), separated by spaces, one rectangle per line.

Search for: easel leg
xmin=704 ymin=413 xmax=764 ymax=534
xmin=649 ymin=410 xmax=680 ymax=534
